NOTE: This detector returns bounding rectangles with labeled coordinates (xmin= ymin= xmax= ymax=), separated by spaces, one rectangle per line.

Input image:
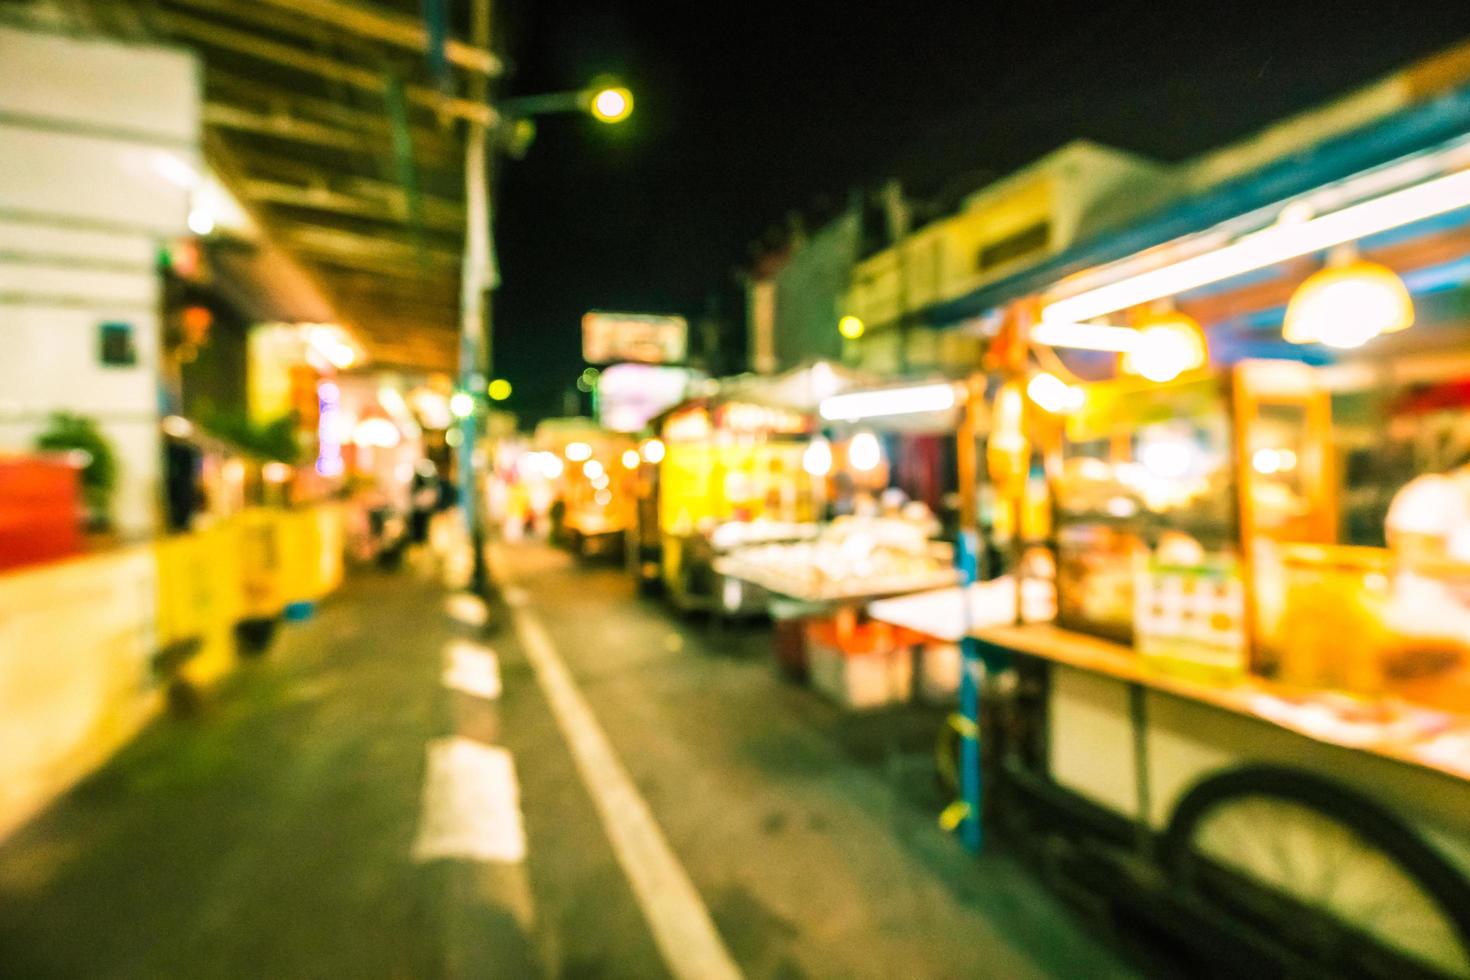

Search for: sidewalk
xmin=0 ymin=559 xmax=530 ymax=979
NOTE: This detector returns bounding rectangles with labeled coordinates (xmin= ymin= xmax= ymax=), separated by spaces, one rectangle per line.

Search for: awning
xmin=924 ymin=83 xmax=1470 ymax=327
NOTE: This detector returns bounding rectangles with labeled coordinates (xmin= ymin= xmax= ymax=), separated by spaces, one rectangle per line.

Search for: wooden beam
xmin=206 ymin=130 xmax=458 ymax=370
xmin=286 ymin=225 xmax=460 ymax=269
xmin=203 ymin=102 xmax=375 ymax=152
xmin=242 ymin=177 xmax=464 ymax=232
xmin=205 ymin=70 xmax=455 ymax=151
xmin=150 ymin=9 xmax=496 ymax=126
xmin=222 ymin=146 xmax=462 ymax=193
xmin=248 ymin=0 xmax=502 ymax=77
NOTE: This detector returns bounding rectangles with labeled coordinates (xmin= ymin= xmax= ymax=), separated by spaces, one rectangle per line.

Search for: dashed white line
xmin=442 ymin=639 xmax=503 ymax=700
xmin=412 ymin=737 xmax=527 ymax=864
xmin=508 ymin=596 xmax=743 ymax=980
xmin=445 ymin=593 xmax=489 ymax=628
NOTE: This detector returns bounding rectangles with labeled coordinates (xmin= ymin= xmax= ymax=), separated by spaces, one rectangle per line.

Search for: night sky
xmin=493 ymin=1 xmax=1470 ymax=424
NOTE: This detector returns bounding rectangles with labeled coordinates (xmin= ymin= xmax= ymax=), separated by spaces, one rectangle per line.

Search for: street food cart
xmin=893 ymin=115 xmax=1470 ymax=977
xmin=649 ymin=371 xmax=839 ymax=613
xmin=532 ymin=418 xmax=636 ymax=557
xmin=716 ymin=513 xmax=961 ymax=705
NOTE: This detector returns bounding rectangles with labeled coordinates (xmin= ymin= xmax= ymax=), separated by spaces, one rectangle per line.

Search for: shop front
xmin=907 ymin=106 xmax=1470 ymax=977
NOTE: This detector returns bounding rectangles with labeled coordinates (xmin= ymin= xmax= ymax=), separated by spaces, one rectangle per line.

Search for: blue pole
xmin=955 ymin=528 xmax=983 ymax=852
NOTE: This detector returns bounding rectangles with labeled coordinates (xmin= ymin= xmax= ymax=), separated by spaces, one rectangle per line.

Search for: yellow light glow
xmin=353 ymin=417 xmax=401 ymax=448
xmin=640 ymin=438 xmax=666 ymax=464
xmin=1140 ymin=439 xmax=1194 ymax=479
xmin=1042 ymin=167 xmax=1470 ymax=324
xmin=848 ymin=431 xmax=882 ymax=472
xmin=621 ymin=448 xmax=641 ymax=469
xmin=590 ymin=87 xmax=633 ymax=123
xmin=583 ymin=459 xmax=605 ymax=480
xmin=1120 ymin=312 xmax=1207 ymax=383
xmin=820 ymin=382 xmax=957 ymax=422
xmin=838 ymin=315 xmax=865 ymax=339
xmin=488 ymin=378 xmax=513 ymax=401
xmin=565 ymin=441 xmax=593 ymax=462
xmin=1026 ymin=372 xmax=1085 ymax=414
xmin=539 ymin=452 xmax=564 ymax=479
xmin=449 ymin=392 xmax=475 ymax=418
xmin=802 ymin=437 xmax=833 ymax=477
xmin=263 ymin=461 xmax=293 ymax=483
xmin=1283 ymin=259 xmax=1413 ymax=349
xmin=594 ymin=488 xmax=614 ymax=506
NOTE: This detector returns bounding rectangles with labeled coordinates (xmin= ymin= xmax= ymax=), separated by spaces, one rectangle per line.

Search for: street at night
xmin=8 ymin=0 xmax=1470 ymax=977
xmin=0 ymin=539 xmax=1134 ymax=979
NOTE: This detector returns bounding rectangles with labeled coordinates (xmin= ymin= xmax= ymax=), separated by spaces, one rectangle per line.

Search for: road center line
xmin=412 ymin=737 xmax=527 ymax=864
xmin=442 ymin=639 xmax=503 ymax=700
xmin=509 ymin=600 xmax=743 ymax=980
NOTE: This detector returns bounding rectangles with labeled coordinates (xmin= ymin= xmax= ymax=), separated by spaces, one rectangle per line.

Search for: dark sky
xmin=492 ymin=0 xmax=1470 ymax=423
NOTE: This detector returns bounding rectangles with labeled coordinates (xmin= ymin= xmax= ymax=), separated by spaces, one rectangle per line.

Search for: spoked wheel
xmin=1162 ymin=765 xmax=1470 ymax=979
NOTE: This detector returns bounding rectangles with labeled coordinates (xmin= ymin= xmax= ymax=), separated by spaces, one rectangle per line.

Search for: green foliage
xmin=202 ymin=410 xmax=302 ymax=463
xmin=34 ymin=413 xmax=118 ymax=524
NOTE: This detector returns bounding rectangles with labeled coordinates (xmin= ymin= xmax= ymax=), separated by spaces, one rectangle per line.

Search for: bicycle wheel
xmin=1162 ymin=765 xmax=1470 ymax=979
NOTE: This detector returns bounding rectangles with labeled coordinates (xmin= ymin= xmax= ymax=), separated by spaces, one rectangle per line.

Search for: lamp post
xmin=455 ymin=35 xmax=632 ymax=597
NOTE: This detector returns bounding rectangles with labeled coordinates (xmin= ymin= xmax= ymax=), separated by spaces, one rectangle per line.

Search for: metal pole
xmin=954 ymin=374 xmax=984 ymax=852
xmin=458 ymin=0 xmax=492 ymax=595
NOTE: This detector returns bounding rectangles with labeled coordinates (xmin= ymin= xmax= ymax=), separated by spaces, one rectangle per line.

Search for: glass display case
xmin=1049 ymin=373 xmax=1240 ymax=662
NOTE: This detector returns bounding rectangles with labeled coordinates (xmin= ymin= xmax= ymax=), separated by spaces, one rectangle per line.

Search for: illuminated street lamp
xmin=838 ymin=315 xmax=865 ymax=340
xmin=499 ymin=81 xmax=636 ymax=133
xmin=589 ymin=86 xmax=633 ymax=124
xmin=455 ymin=74 xmax=635 ymax=597
xmin=487 ymin=378 xmax=513 ymax=401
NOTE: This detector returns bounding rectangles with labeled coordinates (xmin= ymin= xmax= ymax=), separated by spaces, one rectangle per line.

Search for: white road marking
xmin=412 ymin=737 xmax=527 ymax=864
xmin=445 ymin=593 xmax=488 ymax=627
xmin=510 ymin=600 xmax=743 ymax=980
xmin=442 ymin=639 xmax=503 ymax=700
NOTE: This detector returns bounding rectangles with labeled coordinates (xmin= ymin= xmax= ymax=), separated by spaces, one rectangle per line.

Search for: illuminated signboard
xmin=597 ymin=363 xmax=699 ymax=433
xmin=715 ymin=402 xmax=810 ymax=435
xmin=582 ymin=311 xmax=688 ymax=365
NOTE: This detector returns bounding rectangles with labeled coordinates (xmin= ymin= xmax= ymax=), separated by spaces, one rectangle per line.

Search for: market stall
xmin=893 ymin=120 xmax=1470 ymax=977
xmin=648 ymin=367 xmax=847 ymax=613
xmin=531 ymin=419 xmax=636 ymax=558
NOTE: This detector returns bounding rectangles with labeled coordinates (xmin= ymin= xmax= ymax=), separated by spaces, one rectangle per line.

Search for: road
xmin=0 ymin=539 xmax=1140 ymax=979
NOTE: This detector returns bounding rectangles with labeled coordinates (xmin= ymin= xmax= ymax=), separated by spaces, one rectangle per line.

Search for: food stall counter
xmin=974 ymin=621 xmax=1470 ymax=783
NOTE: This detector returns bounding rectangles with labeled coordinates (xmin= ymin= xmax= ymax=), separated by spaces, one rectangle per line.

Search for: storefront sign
xmin=597 ymin=363 xmax=697 ymax=432
xmin=582 ymin=311 xmax=688 ymax=365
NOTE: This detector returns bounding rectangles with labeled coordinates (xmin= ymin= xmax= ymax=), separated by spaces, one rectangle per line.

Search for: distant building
xmin=843 ymin=140 xmax=1167 ymax=376
xmin=746 ymin=199 xmax=862 ymax=374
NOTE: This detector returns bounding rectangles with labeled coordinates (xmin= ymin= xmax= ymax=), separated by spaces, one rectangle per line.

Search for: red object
xmin=0 ymin=457 xmax=83 ymax=573
xmin=181 ymin=305 xmax=213 ymax=344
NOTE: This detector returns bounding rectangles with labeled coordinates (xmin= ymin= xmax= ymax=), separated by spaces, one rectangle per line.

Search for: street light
xmin=589 ymin=86 xmax=633 ymax=124
xmin=456 ymin=66 xmax=635 ymax=598
xmin=487 ymin=378 xmax=512 ymax=401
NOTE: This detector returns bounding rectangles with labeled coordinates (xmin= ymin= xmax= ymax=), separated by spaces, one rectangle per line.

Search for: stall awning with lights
xmin=923 ymin=46 xmax=1470 ymax=331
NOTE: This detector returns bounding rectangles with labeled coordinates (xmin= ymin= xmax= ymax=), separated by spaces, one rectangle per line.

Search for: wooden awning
xmin=64 ymin=0 xmax=495 ymax=372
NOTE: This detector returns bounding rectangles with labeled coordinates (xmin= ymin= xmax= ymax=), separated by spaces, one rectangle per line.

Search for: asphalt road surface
xmin=0 ymin=539 xmax=1140 ymax=979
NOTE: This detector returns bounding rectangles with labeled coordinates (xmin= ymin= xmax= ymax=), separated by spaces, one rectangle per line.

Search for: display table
xmin=973 ymin=622 xmax=1470 ymax=783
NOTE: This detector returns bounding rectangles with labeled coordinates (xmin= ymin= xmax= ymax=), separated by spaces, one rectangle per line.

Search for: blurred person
xmin=409 ymin=460 xmax=440 ymax=544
